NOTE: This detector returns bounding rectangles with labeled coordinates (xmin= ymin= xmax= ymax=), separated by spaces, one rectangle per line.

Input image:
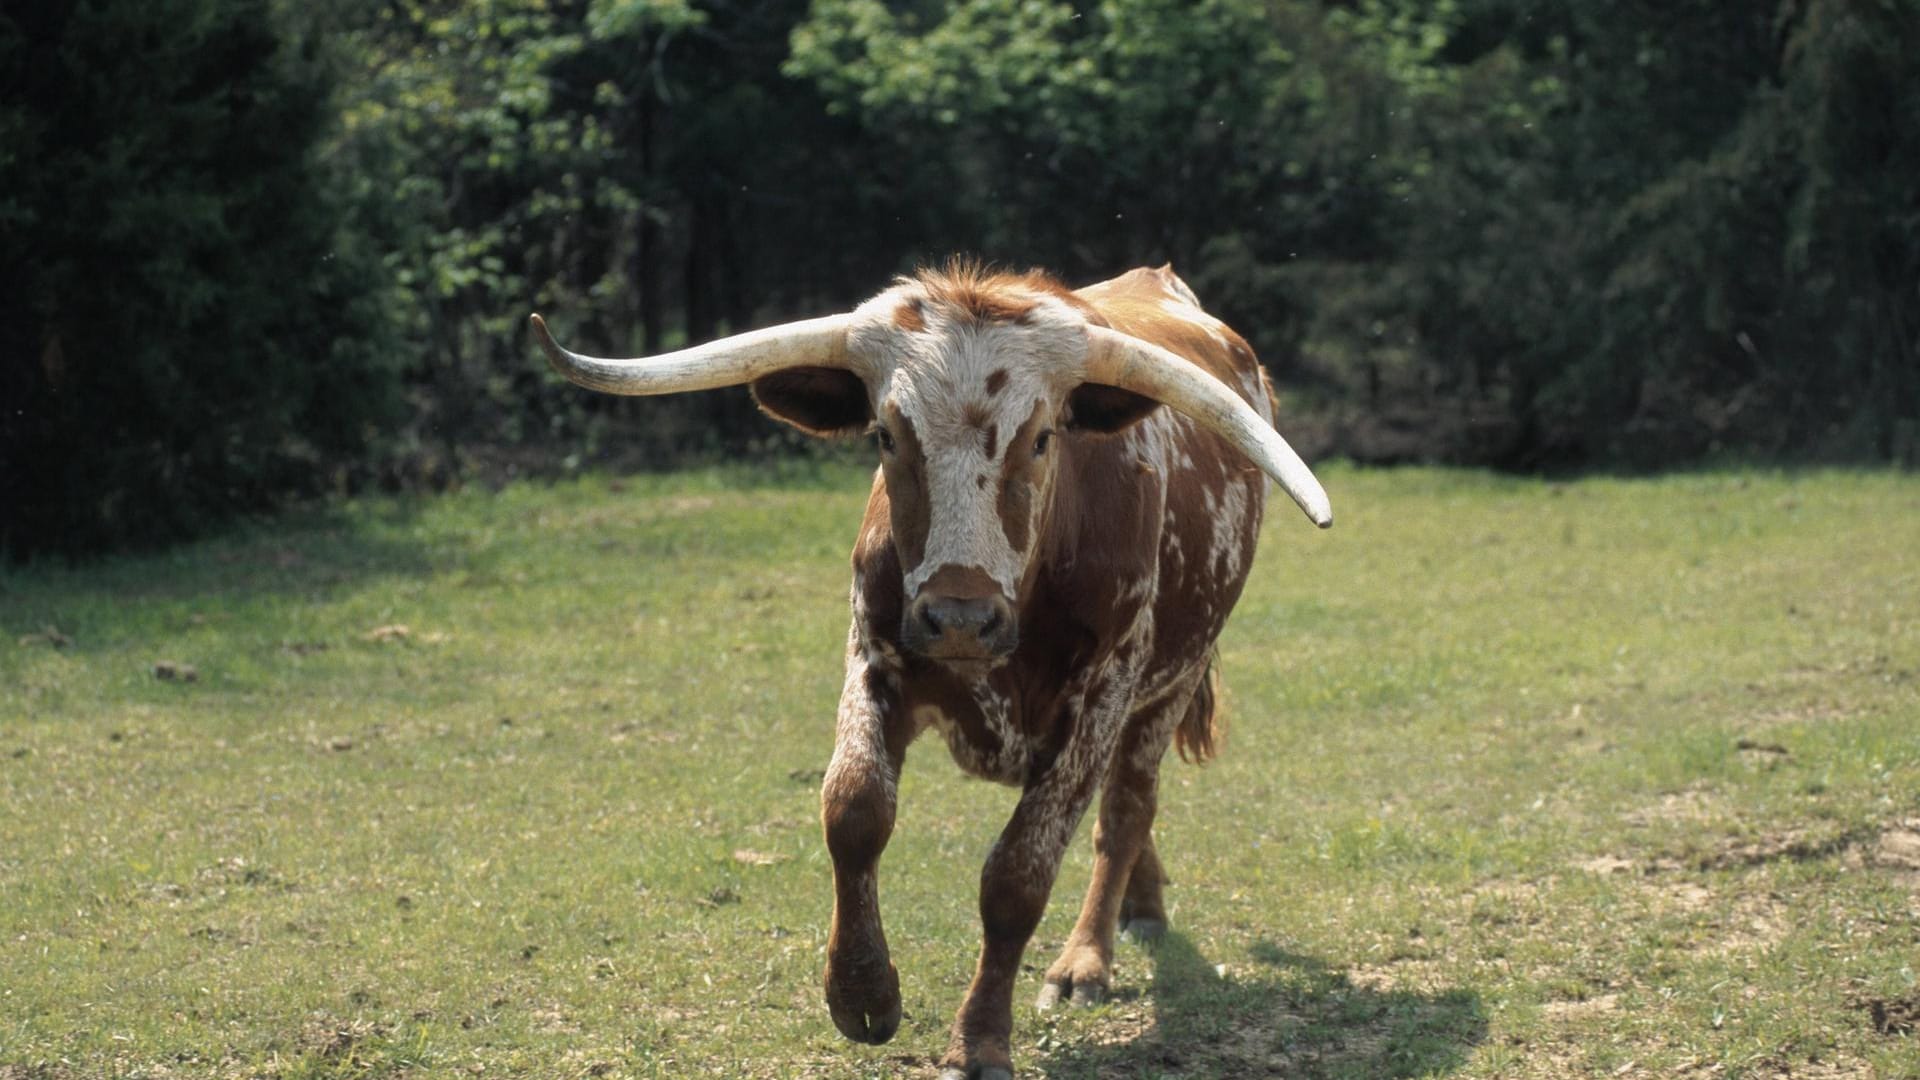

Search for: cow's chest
xmin=912 ymin=679 xmax=1030 ymax=786
xmin=903 ymin=618 xmax=1161 ymax=788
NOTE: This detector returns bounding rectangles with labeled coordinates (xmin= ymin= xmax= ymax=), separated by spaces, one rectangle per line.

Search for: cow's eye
xmin=875 ymin=427 xmax=896 ymax=454
xmin=1033 ymin=429 xmax=1052 ymax=456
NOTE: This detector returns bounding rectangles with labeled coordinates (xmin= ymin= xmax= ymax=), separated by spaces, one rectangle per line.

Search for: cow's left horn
xmin=1083 ymin=325 xmax=1332 ymax=528
xmin=529 ymin=312 xmax=861 ymax=395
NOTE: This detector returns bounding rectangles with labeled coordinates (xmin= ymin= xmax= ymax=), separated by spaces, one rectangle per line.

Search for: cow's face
xmin=750 ymin=268 xmax=1159 ymax=663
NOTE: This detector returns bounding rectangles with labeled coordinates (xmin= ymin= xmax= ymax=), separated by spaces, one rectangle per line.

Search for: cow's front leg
xmin=935 ymin=647 xmax=1147 ymax=1079
xmin=936 ymin=766 xmax=1103 ymax=1080
xmin=822 ymin=647 xmax=911 ymax=1044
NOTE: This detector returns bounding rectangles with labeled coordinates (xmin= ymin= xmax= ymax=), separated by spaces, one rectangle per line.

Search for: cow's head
xmin=531 ymin=264 xmax=1330 ymax=664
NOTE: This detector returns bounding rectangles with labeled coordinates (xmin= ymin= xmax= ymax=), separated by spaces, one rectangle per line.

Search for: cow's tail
xmin=1174 ymin=651 xmax=1225 ymax=764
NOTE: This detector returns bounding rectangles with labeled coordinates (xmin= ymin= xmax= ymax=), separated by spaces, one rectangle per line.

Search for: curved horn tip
xmin=527 ymin=313 xmax=566 ymax=369
xmin=1292 ymin=491 xmax=1333 ymax=529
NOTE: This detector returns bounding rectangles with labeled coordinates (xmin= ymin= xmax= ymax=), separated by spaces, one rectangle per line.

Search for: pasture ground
xmin=3 ymin=464 xmax=1917 ymax=1079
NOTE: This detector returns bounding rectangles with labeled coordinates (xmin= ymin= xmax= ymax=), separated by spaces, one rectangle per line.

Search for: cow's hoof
xmin=829 ymin=995 xmax=900 ymax=1045
xmin=1035 ymin=977 xmax=1107 ymax=1011
xmin=825 ymin=960 xmax=901 ymax=1044
xmin=938 ymin=1069 xmax=1011 ymax=1080
xmin=1035 ymin=981 xmax=1063 ymax=1011
xmin=1120 ymin=916 xmax=1166 ymax=944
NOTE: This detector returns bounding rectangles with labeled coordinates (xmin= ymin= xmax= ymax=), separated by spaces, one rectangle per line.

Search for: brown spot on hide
xmin=982 ymin=424 xmax=999 ymax=459
xmin=985 ymin=370 xmax=1009 ymax=396
xmin=920 ymin=563 xmax=1002 ymax=601
xmin=880 ymin=405 xmax=929 ymax=572
xmin=962 ymin=401 xmax=992 ymax=430
xmin=997 ymin=401 xmax=1049 ymax=554
xmin=891 ymin=299 xmax=926 ymax=332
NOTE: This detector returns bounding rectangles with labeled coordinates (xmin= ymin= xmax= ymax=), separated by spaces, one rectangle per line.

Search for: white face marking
xmin=845 ymin=287 xmax=1090 ymax=598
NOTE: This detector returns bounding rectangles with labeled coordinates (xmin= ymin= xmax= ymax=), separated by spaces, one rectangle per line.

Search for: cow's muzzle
xmin=904 ymin=592 xmax=1017 ymax=661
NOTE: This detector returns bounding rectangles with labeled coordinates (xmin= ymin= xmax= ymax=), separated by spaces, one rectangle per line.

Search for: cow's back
xmin=1075 ymin=267 xmax=1270 ymax=417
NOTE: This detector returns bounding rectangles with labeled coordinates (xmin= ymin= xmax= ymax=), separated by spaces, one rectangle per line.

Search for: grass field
xmin=4 ymin=464 xmax=1918 ymax=1079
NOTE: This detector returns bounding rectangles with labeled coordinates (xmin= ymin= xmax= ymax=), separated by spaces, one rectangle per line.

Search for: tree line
xmin=5 ymin=0 xmax=1916 ymax=557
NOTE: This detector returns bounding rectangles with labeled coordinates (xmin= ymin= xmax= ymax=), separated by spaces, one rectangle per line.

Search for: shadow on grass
xmin=1040 ymin=934 xmax=1485 ymax=1079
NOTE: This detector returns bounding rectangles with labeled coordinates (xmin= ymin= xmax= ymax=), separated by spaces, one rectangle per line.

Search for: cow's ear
xmin=1065 ymin=383 xmax=1161 ymax=435
xmin=751 ymin=368 xmax=872 ymax=437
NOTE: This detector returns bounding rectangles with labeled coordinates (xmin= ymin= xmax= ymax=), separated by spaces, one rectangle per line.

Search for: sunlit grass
xmin=3 ymin=464 xmax=1917 ymax=1078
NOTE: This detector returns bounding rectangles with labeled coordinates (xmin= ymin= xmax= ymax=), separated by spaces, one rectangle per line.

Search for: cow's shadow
xmin=1038 ymin=934 xmax=1486 ymax=1078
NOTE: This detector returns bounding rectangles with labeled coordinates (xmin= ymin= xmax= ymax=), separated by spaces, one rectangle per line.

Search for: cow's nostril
xmin=980 ymin=609 xmax=1003 ymax=637
xmin=919 ymin=604 xmax=945 ymax=635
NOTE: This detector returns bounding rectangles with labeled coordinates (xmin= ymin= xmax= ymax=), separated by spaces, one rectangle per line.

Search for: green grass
xmin=3 ymin=464 xmax=1917 ymax=1079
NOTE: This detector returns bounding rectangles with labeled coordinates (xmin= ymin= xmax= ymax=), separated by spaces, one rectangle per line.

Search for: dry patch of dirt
xmin=1571 ymin=850 xmax=1790 ymax=954
xmin=1575 ymin=854 xmax=1640 ymax=875
xmin=1348 ymin=958 xmax=1451 ymax=995
xmin=0 ymin=1066 xmax=74 ymax=1080
xmin=1625 ymin=785 xmax=1722 ymax=829
xmin=1681 ymin=889 xmax=1788 ymax=955
xmin=1573 ymin=853 xmax=1684 ymax=877
xmin=1858 ymin=993 xmax=1920 ymax=1036
xmin=1698 ymin=826 xmax=1861 ymax=871
xmin=1868 ymin=819 xmax=1920 ymax=884
xmin=1541 ymin=991 xmax=1620 ymax=1021
xmin=1726 ymin=1057 xmax=1877 ymax=1080
xmin=529 ymin=1002 xmax=579 ymax=1034
xmin=294 ymin=1014 xmax=388 ymax=1059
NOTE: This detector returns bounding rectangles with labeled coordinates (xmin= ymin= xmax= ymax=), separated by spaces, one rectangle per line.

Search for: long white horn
xmin=528 ymin=312 xmax=861 ymax=395
xmin=1083 ymin=325 xmax=1332 ymax=528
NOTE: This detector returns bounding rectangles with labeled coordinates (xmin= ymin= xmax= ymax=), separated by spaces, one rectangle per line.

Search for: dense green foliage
xmin=1395 ymin=0 xmax=1920 ymax=464
xmin=1 ymin=0 xmax=399 ymax=557
xmin=5 ymin=0 xmax=1917 ymax=556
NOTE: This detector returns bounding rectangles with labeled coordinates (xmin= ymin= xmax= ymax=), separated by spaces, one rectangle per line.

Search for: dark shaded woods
xmin=5 ymin=0 xmax=1916 ymax=557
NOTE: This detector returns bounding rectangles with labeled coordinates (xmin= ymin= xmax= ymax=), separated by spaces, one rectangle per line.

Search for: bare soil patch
xmin=1698 ymin=825 xmax=1864 ymax=871
xmin=1858 ymin=993 xmax=1920 ymax=1036
xmin=294 ymin=1014 xmax=388 ymax=1059
xmin=1869 ymin=819 xmax=1920 ymax=883
xmin=1624 ymin=786 xmax=1721 ymax=829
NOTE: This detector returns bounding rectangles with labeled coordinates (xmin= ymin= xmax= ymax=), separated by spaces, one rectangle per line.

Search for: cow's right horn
xmin=1083 ymin=325 xmax=1332 ymax=528
xmin=529 ymin=312 xmax=861 ymax=395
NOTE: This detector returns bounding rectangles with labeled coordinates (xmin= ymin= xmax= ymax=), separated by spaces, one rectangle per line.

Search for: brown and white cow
xmin=532 ymin=263 xmax=1330 ymax=1079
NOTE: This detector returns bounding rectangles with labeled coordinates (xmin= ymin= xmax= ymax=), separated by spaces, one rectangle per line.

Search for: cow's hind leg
xmin=1123 ymin=661 xmax=1216 ymax=942
xmin=1036 ymin=671 xmax=1201 ymax=1010
xmin=1118 ymin=833 xmax=1170 ymax=942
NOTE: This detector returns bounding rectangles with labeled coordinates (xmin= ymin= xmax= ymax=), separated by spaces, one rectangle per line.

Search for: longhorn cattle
xmin=531 ymin=262 xmax=1331 ymax=1080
